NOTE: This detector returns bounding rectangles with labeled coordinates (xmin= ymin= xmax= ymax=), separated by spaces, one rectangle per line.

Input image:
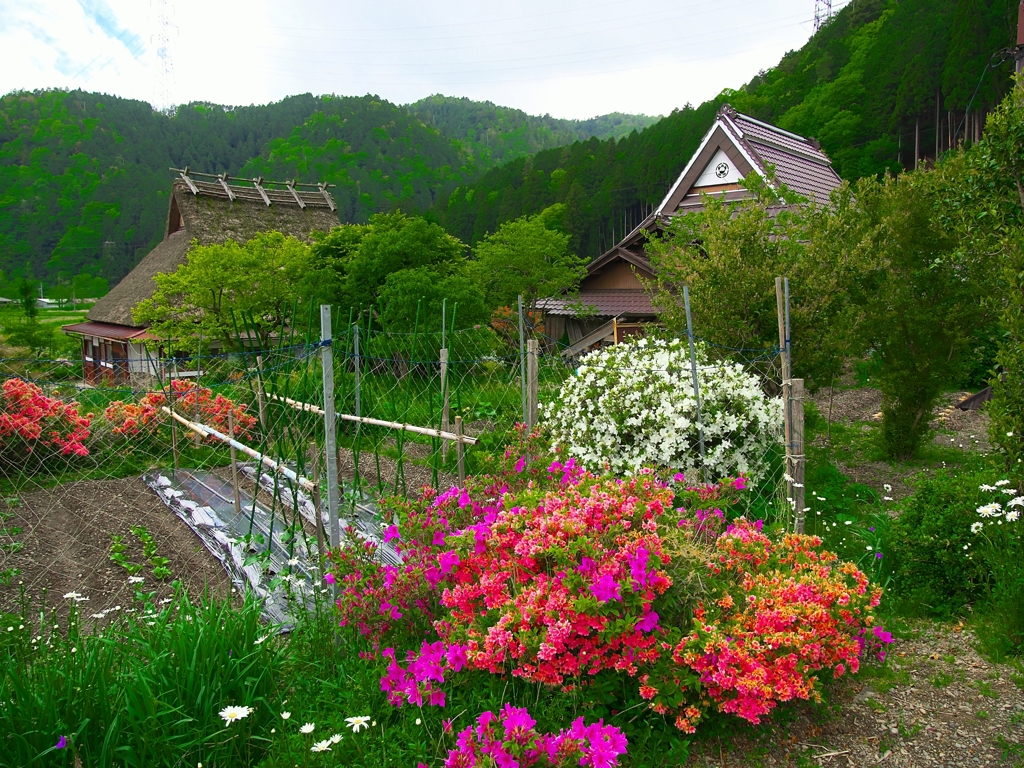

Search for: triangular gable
xmin=656 ymin=121 xmax=763 ymax=215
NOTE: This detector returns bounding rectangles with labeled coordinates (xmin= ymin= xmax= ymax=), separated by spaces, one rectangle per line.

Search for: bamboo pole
xmin=255 ymin=355 xmax=267 ymax=431
xmin=193 ymin=333 xmax=202 ymax=447
xmin=228 ymin=410 xmax=241 ymax=514
xmin=160 ymin=406 xmax=316 ymax=492
xmin=320 ymin=305 xmax=341 ymax=551
xmin=683 ymin=286 xmax=706 ymax=472
xmin=310 ymin=441 xmax=325 ymax=557
xmin=440 ymin=347 xmax=450 ymax=461
xmin=455 ymin=415 xmax=466 ymax=486
xmin=791 ymin=378 xmax=806 ymax=534
xmin=267 ymin=392 xmax=478 ymax=444
xmin=170 ymin=359 xmax=179 ymax=472
xmin=776 ymin=277 xmax=794 ymax=527
xmin=518 ymin=295 xmax=527 ymax=424
xmin=526 ymin=339 xmax=539 ymax=428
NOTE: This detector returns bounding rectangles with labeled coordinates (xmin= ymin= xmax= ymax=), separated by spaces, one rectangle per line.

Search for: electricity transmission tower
xmin=814 ymin=0 xmax=833 ymax=32
xmin=152 ymin=0 xmax=176 ymax=112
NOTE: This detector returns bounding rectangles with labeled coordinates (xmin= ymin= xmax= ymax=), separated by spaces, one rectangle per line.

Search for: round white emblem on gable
xmin=715 ymin=162 xmax=730 ymax=179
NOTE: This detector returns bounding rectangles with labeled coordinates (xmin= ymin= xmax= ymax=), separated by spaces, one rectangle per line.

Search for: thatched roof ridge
xmin=172 ymin=181 xmax=340 ymax=245
xmin=87 ymin=179 xmax=340 ymax=326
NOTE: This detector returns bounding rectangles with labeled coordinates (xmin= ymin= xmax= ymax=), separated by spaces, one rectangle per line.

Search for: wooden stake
xmin=455 ymin=416 xmax=466 ymax=486
xmin=791 ymin=379 xmax=806 ymax=534
xmin=228 ymin=410 xmax=241 ymax=514
xmin=526 ymin=339 xmax=539 ymax=428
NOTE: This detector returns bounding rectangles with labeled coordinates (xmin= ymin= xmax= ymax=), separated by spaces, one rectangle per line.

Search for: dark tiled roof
xmin=752 ymin=142 xmax=842 ymax=202
xmin=730 ymin=114 xmax=833 ymax=164
xmin=62 ymin=321 xmax=154 ymax=340
xmin=538 ymin=289 xmax=655 ymax=317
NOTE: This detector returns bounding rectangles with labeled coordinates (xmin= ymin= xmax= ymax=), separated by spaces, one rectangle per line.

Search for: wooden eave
xmin=587 ymin=246 xmax=654 ymax=278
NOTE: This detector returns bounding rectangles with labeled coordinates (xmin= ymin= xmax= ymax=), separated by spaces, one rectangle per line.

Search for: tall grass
xmin=0 ymin=589 xmax=286 ymax=767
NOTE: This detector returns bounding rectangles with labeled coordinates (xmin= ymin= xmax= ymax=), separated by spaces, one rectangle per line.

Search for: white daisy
xmin=219 ymin=705 xmax=252 ymax=724
xmin=62 ymin=592 xmax=81 ymax=600
xmin=980 ymin=484 xmax=997 ymax=492
xmin=977 ymin=502 xmax=1003 ymax=517
xmin=310 ymin=739 xmax=332 ymax=753
xmin=281 ymin=712 xmax=291 ymax=720
xmin=128 ymin=576 xmax=144 ymax=584
xmin=300 ymin=723 xmax=315 ymax=734
xmin=345 ymin=715 xmax=371 ymax=732
xmin=1007 ymin=510 xmax=1021 ymax=523
xmin=971 ymin=522 xmax=984 ymax=533
xmin=996 ymin=479 xmax=1011 ymax=486
xmin=329 ymin=733 xmax=343 ymax=744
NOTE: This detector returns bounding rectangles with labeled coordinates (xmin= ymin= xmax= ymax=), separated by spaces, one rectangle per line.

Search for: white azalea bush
xmin=542 ymin=337 xmax=783 ymax=480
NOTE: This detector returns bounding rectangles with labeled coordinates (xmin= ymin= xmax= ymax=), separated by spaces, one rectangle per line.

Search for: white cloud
xmin=0 ymin=0 xmax=814 ymax=117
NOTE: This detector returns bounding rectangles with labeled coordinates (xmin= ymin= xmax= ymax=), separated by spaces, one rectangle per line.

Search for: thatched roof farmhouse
xmin=63 ymin=170 xmax=339 ymax=385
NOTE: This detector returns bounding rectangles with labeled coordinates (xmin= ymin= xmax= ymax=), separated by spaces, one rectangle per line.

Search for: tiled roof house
xmin=540 ymin=104 xmax=843 ymax=355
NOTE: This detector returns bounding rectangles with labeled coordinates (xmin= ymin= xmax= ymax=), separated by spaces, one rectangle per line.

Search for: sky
xmin=0 ymin=0 xmax=823 ymax=120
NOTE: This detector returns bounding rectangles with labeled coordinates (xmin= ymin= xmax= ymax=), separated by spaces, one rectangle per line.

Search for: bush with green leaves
xmin=542 ymin=337 xmax=782 ymax=481
xmin=886 ymin=462 xmax=1008 ymax=618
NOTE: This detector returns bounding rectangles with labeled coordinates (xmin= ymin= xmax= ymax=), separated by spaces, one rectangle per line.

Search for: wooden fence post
xmin=791 ymin=379 xmax=806 ymax=534
xmin=228 ymin=410 xmax=241 ymax=514
xmin=526 ymin=339 xmax=539 ymax=428
xmin=455 ymin=415 xmax=466 ymax=486
xmin=440 ymin=347 xmax=450 ymax=461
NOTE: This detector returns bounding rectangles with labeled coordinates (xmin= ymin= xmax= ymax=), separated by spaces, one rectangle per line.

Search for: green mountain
xmin=437 ymin=0 xmax=1021 ymax=258
xmin=0 ymin=91 xmax=659 ymax=286
xmin=408 ymin=95 xmax=660 ymax=165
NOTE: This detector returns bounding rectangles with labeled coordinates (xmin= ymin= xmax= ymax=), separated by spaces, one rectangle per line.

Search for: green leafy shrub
xmin=887 ymin=463 xmax=1000 ymax=617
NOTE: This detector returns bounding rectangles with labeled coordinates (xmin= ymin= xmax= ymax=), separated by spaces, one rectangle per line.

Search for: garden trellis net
xmin=0 ymin=296 xmax=795 ymax=615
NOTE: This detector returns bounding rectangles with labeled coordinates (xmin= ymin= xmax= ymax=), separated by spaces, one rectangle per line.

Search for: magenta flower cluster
xmin=436 ymin=704 xmax=627 ymax=768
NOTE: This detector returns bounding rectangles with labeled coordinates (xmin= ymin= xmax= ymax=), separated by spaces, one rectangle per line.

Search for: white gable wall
xmin=692 ymin=148 xmax=744 ymax=187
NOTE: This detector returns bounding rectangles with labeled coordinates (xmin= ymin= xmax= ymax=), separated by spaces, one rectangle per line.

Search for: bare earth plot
xmin=0 ymin=477 xmax=231 ymax=622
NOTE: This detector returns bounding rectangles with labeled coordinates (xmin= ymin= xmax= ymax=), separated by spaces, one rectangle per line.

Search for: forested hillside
xmin=0 ymin=91 xmax=653 ymax=287
xmin=438 ymin=0 xmax=1021 ymax=259
xmin=408 ymin=95 xmax=660 ymax=165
